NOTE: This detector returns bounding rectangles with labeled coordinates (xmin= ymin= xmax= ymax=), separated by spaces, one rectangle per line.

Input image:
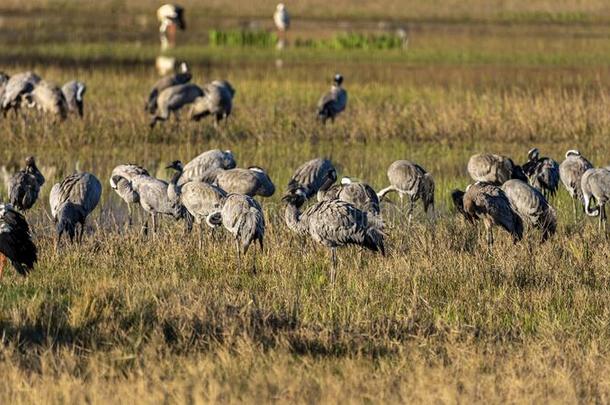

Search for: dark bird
xmin=189 ymin=80 xmax=236 ymax=127
xmin=467 ymin=153 xmax=527 ymax=185
xmin=286 ymin=158 xmax=336 ymax=198
xmin=0 ymin=204 xmax=37 ymax=277
xmin=8 ymin=156 xmax=45 ymax=211
xmin=145 ymin=62 xmax=191 ymax=114
xmin=317 ymin=74 xmax=347 ymax=124
xmin=521 ymin=148 xmax=560 ymax=198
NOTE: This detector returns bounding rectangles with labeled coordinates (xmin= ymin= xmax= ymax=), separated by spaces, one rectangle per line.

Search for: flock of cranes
xmin=1 ymin=147 xmax=609 ymax=280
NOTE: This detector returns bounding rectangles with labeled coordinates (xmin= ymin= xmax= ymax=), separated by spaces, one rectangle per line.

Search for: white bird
xmin=273 ymin=3 xmax=290 ymax=32
xmin=157 ymin=4 xmax=186 ymax=49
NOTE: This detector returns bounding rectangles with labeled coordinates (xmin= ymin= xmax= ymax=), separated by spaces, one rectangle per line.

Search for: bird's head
xmin=566 ymin=149 xmax=581 ymax=158
xmin=527 ymin=148 xmax=539 ymax=161
xmin=25 ymin=156 xmax=36 ymax=167
xmin=333 ymin=74 xmax=344 ymax=86
xmin=178 ymin=61 xmax=189 ymax=74
xmin=277 ymin=3 xmax=286 ymax=10
xmin=282 ymin=189 xmax=307 ymax=207
xmin=319 ymin=168 xmax=338 ymax=191
xmin=166 ymin=160 xmax=184 ymax=171
xmin=340 ymin=177 xmax=352 ymax=185
xmin=223 ymin=150 xmax=237 ymax=169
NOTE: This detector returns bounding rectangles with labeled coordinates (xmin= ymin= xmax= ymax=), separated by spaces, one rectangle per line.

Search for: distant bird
xmin=0 ymin=204 xmax=37 ymax=277
xmin=521 ymin=148 xmax=559 ymax=198
xmin=451 ymin=182 xmax=523 ymax=250
xmin=110 ymin=164 xmax=151 ymax=225
xmin=1 ymin=71 xmax=41 ymax=116
xmin=501 ymin=179 xmax=556 ymax=241
xmin=176 ymin=149 xmax=237 ymax=186
xmin=150 ymin=83 xmax=203 ymax=128
xmin=318 ymin=177 xmax=381 ymax=215
xmin=219 ymin=193 xmax=265 ymax=266
xmin=273 ymin=3 xmax=290 ymax=33
xmin=286 ymin=158 xmax=337 ymax=198
xmin=377 ymin=160 xmax=434 ymax=222
xmin=146 ymin=62 xmax=191 ymax=114
xmin=189 ymin=80 xmax=236 ymax=127
xmin=467 ymin=153 xmax=527 ymax=185
xmin=61 ymin=80 xmax=87 ymax=118
xmin=26 ymin=80 xmax=68 ymax=121
xmin=0 ymin=72 xmax=10 ymax=108
xmin=581 ymin=168 xmax=610 ymax=231
xmin=215 ymin=167 xmax=275 ymax=198
xmin=559 ymin=150 xmax=594 ymax=217
xmin=317 ymin=74 xmax=347 ymax=124
xmin=50 ymin=172 xmax=102 ymax=245
xmin=8 ymin=156 xmax=45 ymax=212
xmin=282 ymin=189 xmax=385 ymax=281
xmin=157 ymin=4 xmax=186 ymax=49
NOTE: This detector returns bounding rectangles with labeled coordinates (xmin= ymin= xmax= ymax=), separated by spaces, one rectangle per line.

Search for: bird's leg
xmin=407 ymin=197 xmax=415 ymax=226
xmin=330 ymin=247 xmax=337 ymax=284
xmin=198 ymin=223 xmax=204 ymax=251
xmin=487 ymin=227 xmax=494 ymax=254
xmin=572 ymin=198 xmax=577 ymax=221
xmin=235 ymin=238 xmax=241 ymax=269
xmin=0 ymin=254 xmax=5 ymax=279
xmin=127 ymin=204 xmax=133 ymax=227
xmin=602 ymin=204 xmax=607 ymax=234
xmin=151 ymin=213 xmax=157 ymax=236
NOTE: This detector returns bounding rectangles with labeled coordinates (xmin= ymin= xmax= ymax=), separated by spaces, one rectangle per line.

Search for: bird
xmin=0 ymin=72 xmax=10 ymax=107
xmin=8 ymin=156 xmax=45 ymax=212
xmin=149 ymin=83 xmax=203 ymax=128
xmin=110 ymin=164 xmax=151 ymax=225
xmin=189 ymin=80 xmax=236 ymax=127
xmin=273 ymin=3 xmax=290 ymax=33
xmin=145 ymin=62 xmax=191 ymax=115
xmin=1 ymin=71 xmax=41 ymax=117
xmin=467 ymin=153 xmax=527 ymax=185
xmin=581 ymin=168 xmax=610 ymax=232
xmin=157 ymin=4 xmax=186 ymax=50
xmin=218 ymin=193 xmax=265 ymax=267
xmin=286 ymin=158 xmax=337 ymax=199
xmin=377 ymin=160 xmax=434 ymax=223
xmin=451 ymin=182 xmax=523 ymax=250
xmin=521 ymin=148 xmax=560 ymax=198
xmin=26 ymin=80 xmax=68 ymax=121
xmin=50 ymin=172 xmax=102 ymax=245
xmin=501 ymin=179 xmax=557 ymax=241
xmin=0 ymin=204 xmax=37 ymax=277
xmin=61 ymin=80 xmax=87 ymax=118
xmin=282 ymin=189 xmax=385 ymax=282
xmin=317 ymin=177 xmax=381 ymax=215
xmin=214 ymin=167 xmax=275 ymax=198
xmin=559 ymin=150 xmax=594 ymax=218
xmin=317 ymin=74 xmax=347 ymax=124
xmin=175 ymin=149 xmax=237 ymax=186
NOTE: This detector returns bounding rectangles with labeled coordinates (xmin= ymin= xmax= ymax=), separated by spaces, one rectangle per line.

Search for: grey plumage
xmin=467 ymin=153 xmax=527 ymax=185
xmin=176 ymin=149 xmax=237 ymax=186
xmin=219 ymin=194 xmax=265 ymax=260
xmin=451 ymin=182 xmax=523 ymax=249
xmin=0 ymin=204 xmax=37 ymax=276
xmin=146 ymin=64 xmax=191 ymax=114
xmin=501 ymin=179 xmax=556 ymax=241
xmin=522 ymin=148 xmax=560 ymax=198
xmin=50 ymin=172 xmax=102 ymax=243
xmin=189 ymin=80 xmax=236 ymax=126
xmin=559 ymin=150 xmax=593 ymax=217
xmin=317 ymin=74 xmax=347 ymax=124
xmin=287 ymin=158 xmax=337 ymax=199
xmin=318 ymin=177 xmax=380 ymax=215
xmin=215 ymin=167 xmax=275 ymax=198
xmin=27 ymin=80 xmax=68 ymax=120
xmin=377 ymin=160 xmax=434 ymax=221
xmin=61 ymin=80 xmax=87 ymax=118
xmin=8 ymin=156 xmax=45 ymax=212
xmin=110 ymin=164 xmax=151 ymax=224
xmin=581 ymin=168 xmax=610 ymax=231
xmin=150 ymin=83 xmax=204 ymax=128
xmin=282 ymin=190 xmax=384 ymax=280
xmin=1 ymin=71 xmax=41 ymax=116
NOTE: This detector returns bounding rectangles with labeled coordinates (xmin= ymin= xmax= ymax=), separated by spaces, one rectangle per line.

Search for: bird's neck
xmin=167 ymin=171 xmax=182 ymax=202
xmin=284 ymin=203 xmax=306 ymax=234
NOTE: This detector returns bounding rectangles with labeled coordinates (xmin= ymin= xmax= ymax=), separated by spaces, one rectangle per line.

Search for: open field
xmin=2 ymin=1 xmax=610 ymax=403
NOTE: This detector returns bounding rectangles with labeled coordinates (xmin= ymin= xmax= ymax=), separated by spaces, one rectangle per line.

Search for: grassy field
xmin=1 ymin=1 xmax=610 ymax=403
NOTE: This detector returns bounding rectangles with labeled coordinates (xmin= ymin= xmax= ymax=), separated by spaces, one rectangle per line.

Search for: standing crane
xmin=219 ymin=194 xmax=265 ymax=268
xmin=157 ymin=4 xmax=186 ymax=50
xmin=145 ymin=62 xmax=191 ymax=115
xmin=521 ymin=148 xmax=559 ymax=198
xmin=559 ymin=150 xmax=593 ymax=218
xmin=214 ymin=167 xmax=275 ymax=198
xmin=581 ymin=168 xmax=610 ymax=232
xmin=273 ymin=3 xmax=290 ymax=49
xmin=176 ymin=149 xmax=237 ymax=186
xmin=286 ymin=158 xmax=336 ymax=198
xmin=317 ymin=177 xmax=381 ymax=215
xmin=110 ymin=164 xmax=151 ymax=225
xmin=189 ymin=80 xmax=236 ymax=127
xmin=8 ymin=156 xmax=45 ymax=212
xmin=61 ymin=80 xmax=87 ymax=118
xmin=467 ymin=153 xmax=527 ymax=184
xmin=149 ymin=83 xmax=204 ymax=128
xmin=0 ymin=204 xmax=37 ymax=278
xmin=317 ymin=74 xmax=347 ymax=124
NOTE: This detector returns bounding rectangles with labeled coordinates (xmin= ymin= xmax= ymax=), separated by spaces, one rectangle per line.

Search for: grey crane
xmin=110 ymin=173 xmax=184 ymax=235
xmin=150 ymin=83 xmax=203 ymax=128
xmin=8 ymin=156 xmax=45 ymax=212
xmin=318 ymin=177 xmax=381 ymax=215
xmin=559 ymin=150 xmax=593 ymax=217
xmin=451 ymin=182 xmax=523 ymax=250
xmin=282 ymin=189 xmax=385 ymax=282
xmin=377 ymin=160 xmax=434 ymax=223
xmin=176 ymin=149 xmax=237 ymax=186
xmin=61 ymin=80 xmax=87 ymax=118
xmin=189 ymin=80 xmax=236 ymax=127
xmin=0 ymin=204 xmax=37 ymax=277
xmin=145 ymin=62 xmax=191 ymax=114
xmin=317 ymin=74 xmax=347 ymax=124
xmin=27 ymin=80 xmax=68 ymax=121
xmin=1 ymin=71 xmax=41 ymax=116
xmin=109 ymin=164 xmax=151 ymax=225
xmin=467 ymin=153 xmax=527 ymax=185
xmin=50 ymin=172 xmax=102 ymax=245
xmin=157 ymin=4 xmax=186 ymax=49
xmin=286 ymin=158 xmax=337 ymax=199
xmin=521 ymin=148 xmax=560 ymax=198
xmin=214 ymin=167 xmax=275 ymax=198
xmin=581 ymin=168 xmax=610 ymax=232
xmin=501 ymin=179 xmax=557 ymax=241
xmin=218 ymin=193 xmax=265 ymax=266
